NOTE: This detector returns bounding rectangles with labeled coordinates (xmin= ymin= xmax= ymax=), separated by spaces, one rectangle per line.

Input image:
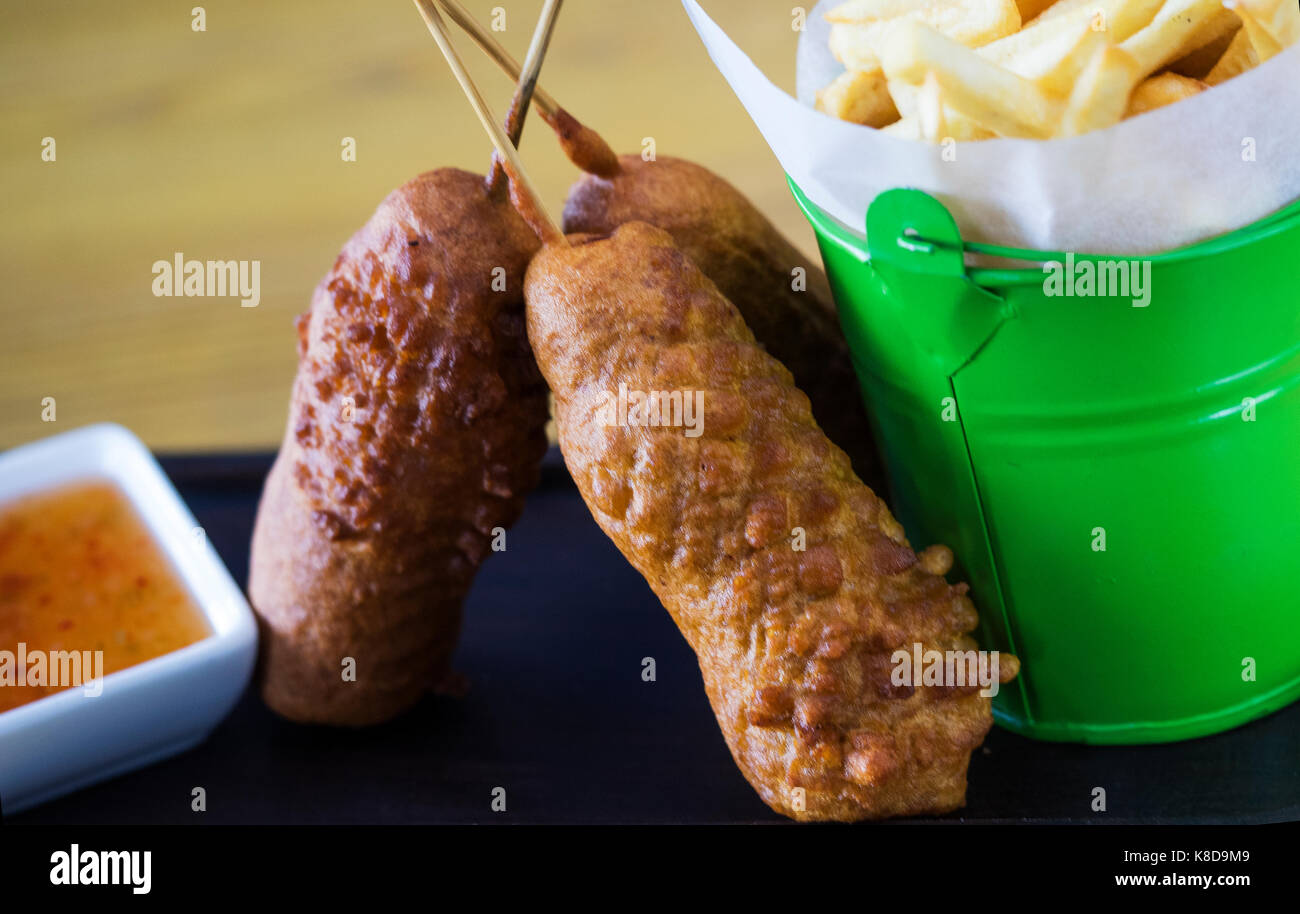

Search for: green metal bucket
xmin=792 ymin=182 xmax=1300 ymax=744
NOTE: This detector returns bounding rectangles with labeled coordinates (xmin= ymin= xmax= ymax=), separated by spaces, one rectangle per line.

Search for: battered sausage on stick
xmin=563 ymin=156 xmax=882 ymax=489
xmin=248 ymin=169 xmax=547 ymax=726
xmin=421 ymin=0 xmax=1011 ymax=818
xmin=524 ymin=222 xmax=1016 ymax=820
xmin=437 ymin=0 xmax=883 ymax=487
xmin=249 ymin=1 xmax=561 ymax=726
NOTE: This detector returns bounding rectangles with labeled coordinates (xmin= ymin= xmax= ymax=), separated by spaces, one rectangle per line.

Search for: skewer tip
xmin=412 ymin=0 xmax=566 ymax=245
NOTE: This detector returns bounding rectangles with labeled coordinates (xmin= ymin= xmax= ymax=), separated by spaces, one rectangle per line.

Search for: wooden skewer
xmin=412 ymin=0 xmax=564 ymax=245
xmin=437 ymin=0 xmax=563 ymax=122
xmin=507 ymin=0 xmax=562 ymax=145
xmin=487 ymin=0 xmax=564 ymax=192
xmin=436 ymin=0 xmax=621 ymax=179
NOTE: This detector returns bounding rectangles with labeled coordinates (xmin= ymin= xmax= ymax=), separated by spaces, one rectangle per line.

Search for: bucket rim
xmin=789 ymin=179 xmax=1300 ymax=290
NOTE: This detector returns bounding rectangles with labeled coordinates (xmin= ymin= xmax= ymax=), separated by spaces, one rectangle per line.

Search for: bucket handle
xmin=795 ymin=182 xmax=1300 ymax=290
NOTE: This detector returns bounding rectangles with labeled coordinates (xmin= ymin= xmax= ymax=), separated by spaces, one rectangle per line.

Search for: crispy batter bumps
xmin=525 ymin=221 xmax=1008 ymax=820
xmin=249 ymin=169 xmax=549 ymax=726
xmin=563 ymin=155 xmax=883 ymax=492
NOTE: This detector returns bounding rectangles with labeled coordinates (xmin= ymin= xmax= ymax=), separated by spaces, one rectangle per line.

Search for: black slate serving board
xmin=9 ymin=451 xmax=1299 ymax=825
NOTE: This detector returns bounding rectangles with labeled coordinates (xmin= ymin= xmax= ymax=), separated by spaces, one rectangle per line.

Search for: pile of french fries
xmin=815 ymin=0 xmax=1300 ymax=141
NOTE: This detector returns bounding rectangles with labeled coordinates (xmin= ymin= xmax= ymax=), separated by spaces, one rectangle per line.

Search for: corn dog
xmin=524 ymin=221 xmax=1015 ymax=820
xmin=563 ymin=156 xmax=884 ymax=492
xmin=430 ymin=7 xmax=883 ymax=490
xmin=249 ymin=169 xmax=548 ymax=726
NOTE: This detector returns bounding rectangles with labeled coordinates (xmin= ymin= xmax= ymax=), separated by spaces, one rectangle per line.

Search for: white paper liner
xmin=683 ymin=0 xmax=1300 ymax=254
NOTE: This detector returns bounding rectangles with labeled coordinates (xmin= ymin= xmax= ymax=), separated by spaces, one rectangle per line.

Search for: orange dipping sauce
xmin=0 ymin=480 xmax=211 ymax=713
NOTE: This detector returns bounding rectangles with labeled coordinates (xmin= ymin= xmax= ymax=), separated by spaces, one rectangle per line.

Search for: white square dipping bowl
xmin=0 ymin=423 xmax=257 ymax=815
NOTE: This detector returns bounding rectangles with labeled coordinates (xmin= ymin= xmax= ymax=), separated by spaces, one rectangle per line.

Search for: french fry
xmin=917 ymin=71 xmax=950 ymax=142
xmin=879 ymin=115 xmax=925 ymax=139
xmin=883 ymin=77 xmax=999 ymax=139
xmin=1087 ymin=0 xmax=1170 ymax=41
xmin=1204 ymin=24 xmax=1262 ymax=83
xmin=828 ymin=0 xmax=1022 ymax=70
xmin=828 ymin=0 xmax=1022 ymax=36
xmin=1125 ymin=72 xmax=1210 ymax=116
xmin=1177 ymin=9 xmax=1245 ymax=61
xmin=1015 ymin=0 xmax=1062 ymax=22
xmin=1122 ymin=0 xmax=1237 ymax=78
xmin=883 ymin=19 xmax=1063 ymax=137
xmin=886 ymin=75 xmax=920 ymax=116
xmin=987 ymin=14 xmax=1105 ymax=84
xmin=1168 ymin=20 xmax=1241 ymax=77
xmin=1058 ymin=43 xmax=1142 ymax=136
xmin=817 ymin=0 xmax=1297 ymax=140
xmin=976 ymin=2 xmax=1099 ymax=67
xmin=900 ymin=16 xmax=1126 ymax=136
xmin=890 ymin=71 xmax=1011 ymax=138
xmin=1232 ymin=8 xmax=1285 ymax=57
xmin=1030 ymin=20 xmax=1110 ymax=94
xmin=979 ymin=0 xmax=1162 ymax=74
xmin=880 ymin=112 xmax=998 ymax=140
xmin=1227 ymin=0 xmax=1300 ymax=61
xmin=1027 ymin=0 xmax=1099 ymax=22
xmin=816 ymin=68 xmax=901 ymax=126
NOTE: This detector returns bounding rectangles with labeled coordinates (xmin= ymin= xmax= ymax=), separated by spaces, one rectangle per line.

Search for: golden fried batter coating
xmin=526 ymin=222 xmax=1010 ymax=820
xmin=562 ymin=155 xmax=883 ymax=492
xmin=249 ymin=168 xmax=548 ymax=726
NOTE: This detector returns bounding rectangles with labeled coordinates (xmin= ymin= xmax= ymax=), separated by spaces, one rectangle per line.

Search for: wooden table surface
xmin=0 ymin=0 xmax=814 ymax=451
